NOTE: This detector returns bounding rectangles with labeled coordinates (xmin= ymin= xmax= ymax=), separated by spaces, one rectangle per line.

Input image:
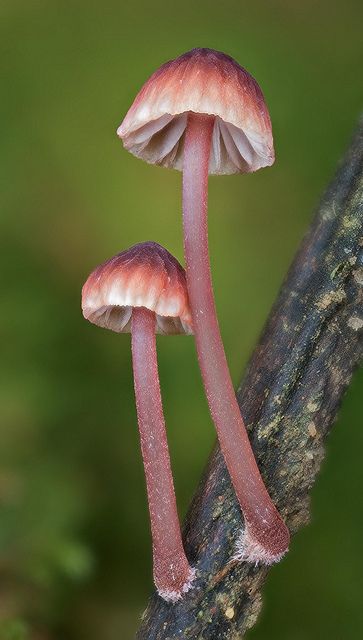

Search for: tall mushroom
xmin=82 ymin=241 xmax=195 ymax=601
xmin=117 ymin=48 xmax=289 ymax=564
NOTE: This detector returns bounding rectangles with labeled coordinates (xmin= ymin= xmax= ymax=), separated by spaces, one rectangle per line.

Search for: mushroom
xmin=82 ymin=241 xmax=195 ymax=601
xmin=117 ymin=49 xmax=289 ymax=564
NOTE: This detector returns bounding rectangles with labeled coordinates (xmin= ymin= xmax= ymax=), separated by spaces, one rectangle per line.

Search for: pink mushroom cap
xmin=82 ymin=241 xmax=192 ymax=336
xmin=117 ymin=47 xmax=274 ymax=175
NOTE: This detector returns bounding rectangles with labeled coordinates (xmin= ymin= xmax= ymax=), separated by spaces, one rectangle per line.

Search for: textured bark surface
xmin=137 ymin=119 xmax=363 ymax=639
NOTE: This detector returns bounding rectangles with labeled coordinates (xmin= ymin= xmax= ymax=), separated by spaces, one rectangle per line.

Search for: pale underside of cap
xmin=82 ymin=242 xmax=192 ymax=336
xmin=118 ymin=48 xmax=275 ymax=175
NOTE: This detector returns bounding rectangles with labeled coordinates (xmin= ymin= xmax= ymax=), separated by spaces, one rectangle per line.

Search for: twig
xmin=137 ymin=117 xmax=363 ymax=639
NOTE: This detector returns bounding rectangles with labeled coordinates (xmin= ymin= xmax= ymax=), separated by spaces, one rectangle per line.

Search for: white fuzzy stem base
xmin=157 ymin=567 xmax=196 ymax=604
xmin=233 ymin=528 xmax=287 ymax=566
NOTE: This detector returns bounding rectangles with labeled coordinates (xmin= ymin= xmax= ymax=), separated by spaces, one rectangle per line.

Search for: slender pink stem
xmin=131 ymin=306 xmax=194 ymax=600
xmin=182 ymin=112 xmax=289 ymax=563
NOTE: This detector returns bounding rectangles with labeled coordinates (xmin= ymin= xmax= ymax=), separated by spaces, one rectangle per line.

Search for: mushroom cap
xmin=117 ymin=48 xmax=274 ymax=175
xmin=82 ymin=242 xmax=193 ymax=335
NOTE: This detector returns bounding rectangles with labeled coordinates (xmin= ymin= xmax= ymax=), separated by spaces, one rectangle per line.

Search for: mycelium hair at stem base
xmin=81 ymin=242 xmax=195 ymax=602
xmin=117 ymin=48 xmax=290 ymax=564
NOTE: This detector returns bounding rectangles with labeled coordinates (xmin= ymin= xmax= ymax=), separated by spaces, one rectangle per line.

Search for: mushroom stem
xmin=182 ymin=112 xmax=289 ymax=563
xmin=131 ymin=306 xmax=195 ymax=600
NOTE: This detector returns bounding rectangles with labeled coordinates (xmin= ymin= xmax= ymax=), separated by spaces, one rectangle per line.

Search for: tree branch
xmin=137 ymin=118 xmax=363 ymax=639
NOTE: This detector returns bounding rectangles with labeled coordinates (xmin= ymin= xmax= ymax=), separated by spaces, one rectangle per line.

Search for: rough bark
xmin=137 ymin=118 xmax=363 ymax=639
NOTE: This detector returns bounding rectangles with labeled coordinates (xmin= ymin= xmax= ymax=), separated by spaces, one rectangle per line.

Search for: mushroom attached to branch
xmin=82 ymin=241 xmax=195 ymax=601
xmin=117 ymin=49 xmax=289 ymax=564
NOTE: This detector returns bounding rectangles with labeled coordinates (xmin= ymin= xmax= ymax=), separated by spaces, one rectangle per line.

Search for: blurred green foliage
xmin=0 ymin=620 xmax=29 ymax=640
xmin=1 ymin=1 xmax=362 ymax=638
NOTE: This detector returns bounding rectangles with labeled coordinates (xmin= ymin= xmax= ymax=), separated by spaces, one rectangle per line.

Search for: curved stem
xmin=182 ymin=112 xmax=289 ymax=563
xmin=131 ymin=306 xmax=194 ymax=600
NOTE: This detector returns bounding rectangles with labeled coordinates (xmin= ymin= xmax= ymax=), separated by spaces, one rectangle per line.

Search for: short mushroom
xmin=117 ymin=49 xmax=289 ymax=564
xmin=82 ymin=241 xmax=195 ymax=601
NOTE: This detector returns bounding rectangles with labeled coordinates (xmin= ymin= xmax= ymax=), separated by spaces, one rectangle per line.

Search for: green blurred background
xmin=1 ymin=1 xmax=363 ymax=638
